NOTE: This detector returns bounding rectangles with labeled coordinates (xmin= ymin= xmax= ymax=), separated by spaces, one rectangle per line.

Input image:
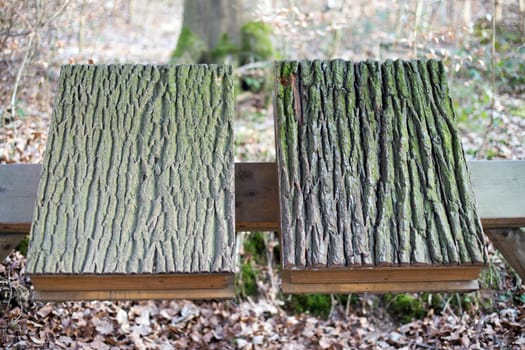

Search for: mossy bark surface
xmin=275 ymin=59 xmax=487 ymax=269
xmin=27 ymin=64 xmax=236 ymax=275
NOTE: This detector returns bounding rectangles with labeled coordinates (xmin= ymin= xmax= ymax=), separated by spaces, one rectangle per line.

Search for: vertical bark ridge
xmin=355 ymin=62 xmax=378 ymax=265
xmin=402 ymin=61 xmax=446 ymax=265
xmin=378 ymin=60 xmax=399 ymax=265
xmin=367 ymin=60 xmax=397 ymax=266
xmin=275 ymin=61 xmax=307 ymax=268
xmin=27 ymin=64 xmax=236 ymax=275
xmin=420 ymin=60 xmax=470 ymax=264
xmin=321 ymin=61 xmax=344 ymax=267
xmin=275 ymin=59 xmax=486 ymax=269
xmin=302 ymin=60 xmax=328 ymax=267
xmin=404 ymin=61 xmax=460 ymax=264
xmin=384 ymin=60 xmax=412 ymax=265
xmin=427 ymin=60 xmax=487 ymax=264
xmin=346 ymin=62 xmax=370 ymax=266
xmin=331 ymin=60 xmax=352 ymax=267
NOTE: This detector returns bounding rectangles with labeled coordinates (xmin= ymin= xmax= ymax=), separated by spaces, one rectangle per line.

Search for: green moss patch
xmin=170 ymin=26 xmax=207 ymax=64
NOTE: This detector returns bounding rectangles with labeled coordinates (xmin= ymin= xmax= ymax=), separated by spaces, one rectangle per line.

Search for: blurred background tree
xmin=170 ymin=0 xmax=274 ymax=65
xmin=170 ymin=0 xmax=276 ymax=94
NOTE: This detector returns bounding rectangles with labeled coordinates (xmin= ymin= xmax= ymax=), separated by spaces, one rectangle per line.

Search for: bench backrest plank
xmin=0 ymin=164 xmax=40 ymax=233
xmin=469 ymin=160 xmax=525 ymax=228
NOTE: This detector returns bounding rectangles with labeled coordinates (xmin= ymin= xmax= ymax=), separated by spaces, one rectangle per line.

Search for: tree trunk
xmin=275 ymin=59 xmax=487 ymax=270
xmin=182 ymin=0 xmax=246 ymax=52
xmin=172 ymin=0 xmax=273 ymax=64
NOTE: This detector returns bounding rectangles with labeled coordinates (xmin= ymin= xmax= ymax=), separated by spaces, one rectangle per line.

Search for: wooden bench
xmin=1 ymin=60 xmax=524 ymax=300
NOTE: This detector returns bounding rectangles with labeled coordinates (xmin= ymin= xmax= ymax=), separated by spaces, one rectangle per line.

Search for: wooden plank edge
xmin=0 ymin=223 xmax=32 ymax=233
xmin=236 ymin=222 xmax=280 ymax=232
xmin=481 ymin=218 xmax=525 ymax=229
xmin=284 ymin=266 xmax=484 ymax=284
xmin=282 ymin=280 xmax=479 ymax=294
xmin=33 ymin=285 xmax=235 ymax=301
xmin=31 ymin=273 xmax=234 ymax=292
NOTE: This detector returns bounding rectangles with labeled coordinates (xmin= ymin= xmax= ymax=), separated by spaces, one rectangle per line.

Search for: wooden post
xmin=485 ymin=228 xmax=525 ymax=280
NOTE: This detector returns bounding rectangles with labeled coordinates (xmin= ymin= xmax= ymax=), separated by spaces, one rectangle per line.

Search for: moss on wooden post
xmin=275 ymin=59 xmax=487 ymax=269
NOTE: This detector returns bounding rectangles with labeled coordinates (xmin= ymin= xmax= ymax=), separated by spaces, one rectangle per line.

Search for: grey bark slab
xmin=26 ymin=64 xmax=236 ymax=275
xmin=275 ymin=59 xmax=487 ymax=269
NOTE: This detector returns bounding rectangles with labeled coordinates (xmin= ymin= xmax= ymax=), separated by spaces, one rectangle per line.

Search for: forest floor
xmin=1 ymin=1 xmax=525 ymax=349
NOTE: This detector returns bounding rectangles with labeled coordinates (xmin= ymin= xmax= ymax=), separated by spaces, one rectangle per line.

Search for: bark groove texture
xmin=27 ymin=64 xmax=236 ymax=275
xmin=275 ymin=59 xmax=487 ymax=269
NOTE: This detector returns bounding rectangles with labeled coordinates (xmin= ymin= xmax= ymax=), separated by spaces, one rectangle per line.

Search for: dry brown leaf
xmin=29 ymin=336 xmax=45 ymax=345
xmin=174 ymin=337 xmax=189 ymax=348
xmin=318 ymin=336 xmax=331 ymax=349
xmin=92 ymin=317 xmax=114 ymax=335
xmin=36 ymin=303 xmax=53 ymax=318
xmin=461 ymin=334 xmax=471 ymax=348
xmin=131 ymin=324 xmax=151 ymax=337
xmin=116 ymin=309 xmax=128 ymax=324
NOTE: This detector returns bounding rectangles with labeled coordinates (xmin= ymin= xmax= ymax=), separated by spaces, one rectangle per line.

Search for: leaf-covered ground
xmin=1 ymin=1 xmax=524 ymax=348
xmin=1 ymin=249 xmax=525 ymax=349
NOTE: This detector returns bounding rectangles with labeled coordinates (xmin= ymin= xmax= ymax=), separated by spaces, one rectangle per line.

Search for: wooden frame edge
xmin=34 ymin=285 xmax=235 ymax=301
xmin=282 ymin=280 xmax=479 ymax=294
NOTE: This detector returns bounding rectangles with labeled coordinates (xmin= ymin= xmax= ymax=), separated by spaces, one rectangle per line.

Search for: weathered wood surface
xmin=286 ymin=266 xmax=482 ymax=284
xmin=485 ymin=228 xmax=525 ymax=280
xmin=32 ymin=273 xmax=231 ymax=291
xmin=34 ymin=284 xmax=235 ymax=301
xmin=235 ymin=162 xmax=280 ymax=231
xmin=274 ymin=59 xmax=487 ymax=270
xmin=32 ymin=273 xmax=235 ymax=301
xmin=469 ymin=160 xmax=525 ymax=228
xmin=282 ymin=276 xmax=479 ymax=294
xmin=26 ymin=64 xmax=236 ymax=277
xmin=0 ymin=164 xmax=40 ymax=233
xmin=283 ymin=264 xmax=483 ymax=292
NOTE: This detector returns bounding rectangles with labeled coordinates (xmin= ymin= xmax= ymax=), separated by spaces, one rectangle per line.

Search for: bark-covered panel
xmin=27 ymin=64 xmax=236 ymax=275
xmin=275 ymin=59 xmax=487 ymax=269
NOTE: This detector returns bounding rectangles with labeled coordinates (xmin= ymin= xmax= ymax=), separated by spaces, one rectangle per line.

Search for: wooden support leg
xmin=0 ymin=233 xmax=26 ymax=261
xmin=485 ymin=228 xmax=525 ymax=281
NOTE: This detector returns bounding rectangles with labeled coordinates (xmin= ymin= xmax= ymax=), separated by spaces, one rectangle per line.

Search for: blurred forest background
xmin=1 ymin=0 xmax=524 ymax=348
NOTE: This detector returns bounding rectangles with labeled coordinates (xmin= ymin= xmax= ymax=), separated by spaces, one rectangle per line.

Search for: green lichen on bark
xmin=27 ymin=64 xmax=236 ymax=275
xmin=275 ymin=59 xmax=487 ymax=269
